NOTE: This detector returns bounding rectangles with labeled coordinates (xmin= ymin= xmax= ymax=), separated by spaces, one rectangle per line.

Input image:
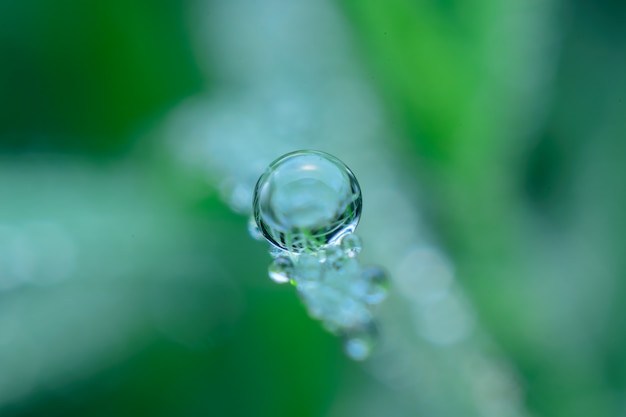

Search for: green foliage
xmin=1 ymin=0 xmax=625 ymax=416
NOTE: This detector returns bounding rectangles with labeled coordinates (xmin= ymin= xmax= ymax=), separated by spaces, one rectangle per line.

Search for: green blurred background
xmin=1 ymin=0 xmax=625 ymax=416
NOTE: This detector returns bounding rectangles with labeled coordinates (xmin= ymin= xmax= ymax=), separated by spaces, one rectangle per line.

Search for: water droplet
xmin=343 ymin=321 xmax=378 ymax=361
xmin=220 ymin=180 xmax=252 ymax=215
xmin=268 ymin=256 xmax=294 ymax=284
xmin=322 ymin=244 xmax=344 ymax=269
xmin=294 ymin=253 xmax=321 ymax=283
xmin=322 ymin=320 xmax=340 ymax=334
xmin=332 ymin=257 xmax=360 ymax=288
xmin=247 ymin=216 xmax=264 ymax=241
xmin=361 ymin=266 xmax=390 ymax=304
xmin=341 ymin=233 xmax=362 ymax=257
xmin=303 ymin=286 xmax=343 ymax=320
xmin=268 ymin=246 xmax=285 ymax=258
xmin=253 ymin=150 xmax=362 ymax=253
xmin=336 ymin=297 xmax=371 ymax=328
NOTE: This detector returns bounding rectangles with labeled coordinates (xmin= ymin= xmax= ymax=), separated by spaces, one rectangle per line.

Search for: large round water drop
xmin=253 ymin=150 xmax=362 ymax=253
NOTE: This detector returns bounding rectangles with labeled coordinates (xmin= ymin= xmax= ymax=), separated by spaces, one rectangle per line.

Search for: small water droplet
xmin=361 ymin=266 xmax=390 ymax=304
xmin=297 ymin=280 xmax=320 ymax=297
xmin=336 ymin=297 xmax=371 ymax=328
xmin=305 ymin=296 xmax=326 ymax=319
xmin=322 ymin=244 xmax=344 ymax=269
xmin=334 ymin=258 xmax=360 ymax=289
xmin=294 ymin=253 xmax=321 ymax=284
xmin=253 ymin=150 xmax=362 ymax=253
xmin=341 ymin=233 xmax=362 ymax=257
xmin=268 ymin=246 xmax=285 ymax=258
xmin=220 ymin=180 xmax=252 ymax=215
xmin=343 ymin=321 xmax=378 ymax=361
xmin=247 ymin=216 xmax=264 ymax=241
xmin=268 ymin=256 xmax=294 ymax=284
xmin=304 ymin=286 xmax=343 ymax=320
xmin=322 ymin=320 xmax=340 ymax=334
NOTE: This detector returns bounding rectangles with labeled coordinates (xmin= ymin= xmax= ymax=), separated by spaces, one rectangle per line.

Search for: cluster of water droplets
xmin=249 ymin=150 xmax=389 ymax=360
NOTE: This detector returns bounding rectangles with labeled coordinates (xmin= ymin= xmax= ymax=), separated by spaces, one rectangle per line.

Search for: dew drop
xmin=341 ymin=233 xmax=362 ymax=257
xmin=361 ymin=266 xmax=390 ymax=304
xmin=322 ymin=320 xmax=340 ymax=334
xmin=247 ymin=216 xmax=264 ymax=241
xmin=322 ymin=244 xmax=344 ymax=269
xmin=253 ymin=150 xmax=362 ymax=253
xmin=294 ymin=253 xmax=321 ymax=283
xmin=268 ymin=256 xmax=294 ymax=284
xmin=343 ymin=321 xmax=378 ymax=361
xmin=268 ymin=246 xmax=285 ymax=258
xmin=336 ymin=297 xmax=372 ymax=328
